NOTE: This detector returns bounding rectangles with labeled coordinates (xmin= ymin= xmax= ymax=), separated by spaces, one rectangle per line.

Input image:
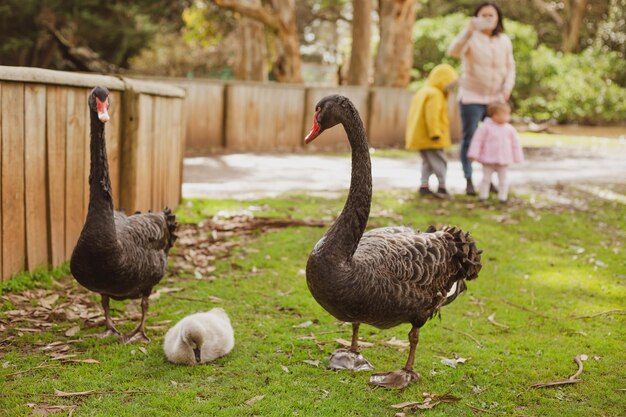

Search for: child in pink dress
xmin=467 ymin=102 xmax=524 ymax=203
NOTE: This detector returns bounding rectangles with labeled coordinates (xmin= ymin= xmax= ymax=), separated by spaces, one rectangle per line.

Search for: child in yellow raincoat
xmin=405 ymin=64 xmax=458 ymax=196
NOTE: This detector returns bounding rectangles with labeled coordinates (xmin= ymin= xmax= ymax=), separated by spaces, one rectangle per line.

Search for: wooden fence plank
xmin=65 ymin=88 xmax=87 ymax=259
xmin=46 ymin=86 xmax=67 ymax=267
xmin=368 ymin=88 xmax=413 ymax=149
xmin=171 ymin=98 xmax=185 ymax=208
xmin=24 ymin=84 xmax=49 ymax=270
xmin=107 ymin=90 xmax=122 ymax=208
xmin=225 ymin=84 xmax=306 ymax=152
xmin=159 ymin=98 xmax=169 ymax=209
xmin=182 ymin=81 xmax=225 ymax=155
xmin=0 ymin=83 xmax=3 ymax=279
xmin=82 ymin=91 xmax=91 ymax=221
xmin=1 ymin=82 xmax=26 ymax=279
xmin=151 ymin=97 xmax=163 ymax=211
xmin=120 ymin=88 xmax=139 ymax=214
xmin=121 ymin=93 xmax=154 ymax=213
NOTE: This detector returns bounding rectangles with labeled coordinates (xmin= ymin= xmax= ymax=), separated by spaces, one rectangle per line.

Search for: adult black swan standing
xmin=304 ymin=95 xmax=482 ymax=389
xmin=70 ymin=86 xmax=177 ymax=343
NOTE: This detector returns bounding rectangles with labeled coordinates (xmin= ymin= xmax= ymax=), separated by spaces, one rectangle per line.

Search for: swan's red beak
xmin=96 ymin=97 xmax=110 ymax=123
xmin=304 ymin=111 xmax=321 ymax=144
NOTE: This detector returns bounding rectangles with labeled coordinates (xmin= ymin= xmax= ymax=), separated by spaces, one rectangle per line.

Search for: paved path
xmin=183 ymin=144 xmax=626 ymax=200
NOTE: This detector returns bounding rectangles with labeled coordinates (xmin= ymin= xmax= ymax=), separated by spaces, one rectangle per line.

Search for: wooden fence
xmin=0 ymin=66 xmax=186 ymax=281
xmin=143 ymin=77 xmax=461 ymax=155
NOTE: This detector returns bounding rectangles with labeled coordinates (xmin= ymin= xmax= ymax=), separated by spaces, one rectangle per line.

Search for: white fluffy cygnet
xmin=163 ymin=308 xmax=234 ymax=365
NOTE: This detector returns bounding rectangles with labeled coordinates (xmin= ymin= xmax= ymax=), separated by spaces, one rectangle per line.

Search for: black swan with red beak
xmin=304 ymin=95 xmax=482 ymax=388
xmin=70 ymin=86 xmax=177 ymax=343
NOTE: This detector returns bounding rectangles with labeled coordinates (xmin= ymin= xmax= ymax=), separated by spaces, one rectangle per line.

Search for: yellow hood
xmin=426 ymin=64 xmax=458 ymax=92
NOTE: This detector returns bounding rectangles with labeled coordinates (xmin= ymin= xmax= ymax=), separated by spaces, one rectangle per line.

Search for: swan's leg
xmin=99 ymin=294 xmax=121 ymax=337
xmin=350 ymin=322 xmax=360 ymax=351
xmin=328 ymin=322 xmax=374 ymax=371
xmin=403 ymin=326 xmax=420 ymax=372
xmin=122 ymin=296 xmax=150 ymax=344
xmin=368 ymin=325 xmax=421 ymax=389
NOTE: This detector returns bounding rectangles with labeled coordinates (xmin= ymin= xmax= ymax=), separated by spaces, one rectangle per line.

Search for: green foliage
xmin=0 ymin=190 xmax=624 ymax=416
xmin=517 ymin=47 xmax=626 ymax=123
xmin=0 ymin=0 xmax=188 ymax=69
xmin=0 ymin=264 xmax=69 ymax=295
xmin=411 ymin=13 xmax=466 ymax=80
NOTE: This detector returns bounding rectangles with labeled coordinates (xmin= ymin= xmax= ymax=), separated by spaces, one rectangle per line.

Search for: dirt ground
xmin=183 ymin=139 xmax=626 ymax=200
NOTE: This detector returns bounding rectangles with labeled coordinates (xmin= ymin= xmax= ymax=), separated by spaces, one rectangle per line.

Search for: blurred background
xmin=1 ymin=0 xmax=624 ymax=125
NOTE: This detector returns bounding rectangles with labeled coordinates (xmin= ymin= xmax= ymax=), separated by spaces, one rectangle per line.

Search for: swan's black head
xmin=88 ymin=86 xmax=111 ymax=123
xmin=304 ymin=95 xmax=349 ymax=144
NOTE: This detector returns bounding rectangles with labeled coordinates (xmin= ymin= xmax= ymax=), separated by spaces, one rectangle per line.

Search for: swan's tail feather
xmin=444 ymin=225 xmax=482 ymax=282
xmin=163 ymin=207 xmax=178 ymax=252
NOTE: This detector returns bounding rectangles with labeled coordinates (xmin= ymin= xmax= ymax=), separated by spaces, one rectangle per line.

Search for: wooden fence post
xmin=1 ymin=82 xmax=26 ymax=279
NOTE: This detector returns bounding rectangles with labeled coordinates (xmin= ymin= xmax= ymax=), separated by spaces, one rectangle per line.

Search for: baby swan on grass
xmin=163 ymin=308 xmax=234 ymax=365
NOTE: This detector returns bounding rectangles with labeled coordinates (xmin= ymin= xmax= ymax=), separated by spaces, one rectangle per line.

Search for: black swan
xmin=70 ymin=86 xmax=178 ymax=343
xmin=304 ymin=95 xmax=482 ymax=389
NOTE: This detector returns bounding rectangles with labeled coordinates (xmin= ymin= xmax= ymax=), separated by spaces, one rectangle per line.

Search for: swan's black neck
xmin=85 ymin=109 xmax=114 ymax=224
xmin=323 ymin=102 xmax=372 ymax=261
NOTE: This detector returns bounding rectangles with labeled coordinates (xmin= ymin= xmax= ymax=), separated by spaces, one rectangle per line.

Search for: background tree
xmin=593 ymin=0 xmax=625 ymax=58
xmin=213 ymin=0 xmax=303 ymax=83
xmin=0 ymin=0 xmax=189 ymax=71
xmin=532 ymin=0 xmax=589 ymax=52
xmin=235 ymin=0 xmax=267 ymax=81
xmin=374 ymin=0 xmax=419 ymax=87
xmin=346 ymin=0 xmax=372 ymax=85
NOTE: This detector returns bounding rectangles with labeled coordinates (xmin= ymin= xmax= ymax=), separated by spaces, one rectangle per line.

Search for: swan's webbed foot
xmin=121 ymin=296 xmax=151 ymax=344
xmin=97 ymin=327 xmax=121 ymax=339
xmin=368 ymin=368 xmax=420 ymax=389
xmin=122 ymin=329 xmax=150 ymax=344
xmin=99 ymin=294 xmax=121 ymax=338
xmin=328 ymin=348 xmax=374 ymax=371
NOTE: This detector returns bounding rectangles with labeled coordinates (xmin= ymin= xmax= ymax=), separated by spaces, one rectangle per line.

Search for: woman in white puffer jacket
xmin=447 ymin=1 xmax=516 ymax=196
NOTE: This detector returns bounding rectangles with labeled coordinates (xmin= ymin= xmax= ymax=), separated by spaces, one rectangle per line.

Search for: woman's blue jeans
xmin=459 ymin=103 xmax=487 ymax=179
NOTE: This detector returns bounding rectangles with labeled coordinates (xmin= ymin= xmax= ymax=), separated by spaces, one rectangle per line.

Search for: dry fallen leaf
xmin=335 ymin=338 xmax=374 ymax=348
xmin=50 ymin=354 xmax=77 ymax=361
xmin=280 ymin=365 xmax=290 ymax=373
xmin=302 ymin=360 xmax=320 ymax=367
xmin=62 ymin=359 xmax=100 ymax=364
xmin=244 ymin=395 xmax=265 ymax=406
xmin=385 ymin=337 xmax=410 ymax=348
xmin=391 ymin=401 xmax=422 ymax=409
xmin=435 ymin=356 xmax=469 ymax=368
xmin=487 ymin=312 xmax=509 ymax=329
xmin=392 ymin=392 xmax=461 ymax=411
xmin=40 ymin=294 xmax=59 ymax=309
xmin=54 ymin=389 xmax=96 ymax=397
xmin=138 ymin=347 xmax=148 ymax=355
xmin=65 ymin=326 xmax=80 ymax=337
xmin=293 ymin=321 xmax=313 ymax=328
xmin=26 ymin=403 xmax=77 ymax=415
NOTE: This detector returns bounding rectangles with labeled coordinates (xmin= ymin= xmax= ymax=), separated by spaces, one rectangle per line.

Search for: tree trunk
xmin=374 ymin=0 xmax=418 ymax=87
xmin=532 ymin=0 xmax=589 ymax=53
xmin=236 ymin=0 xmax=267 ymax=81
xmin=268 ymin=0 xmax=301 ymax=83
xmin=347 ymin=0 xmax=372 ymax=86
xmin=214 ymin=0 xmax=302 ymax=83
xmin=560 ymin=0 xmax=588 ymax=52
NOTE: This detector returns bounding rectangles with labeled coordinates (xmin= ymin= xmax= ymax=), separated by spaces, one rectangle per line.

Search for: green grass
xmin=1 ymin=190 xmax=624 ymax=416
